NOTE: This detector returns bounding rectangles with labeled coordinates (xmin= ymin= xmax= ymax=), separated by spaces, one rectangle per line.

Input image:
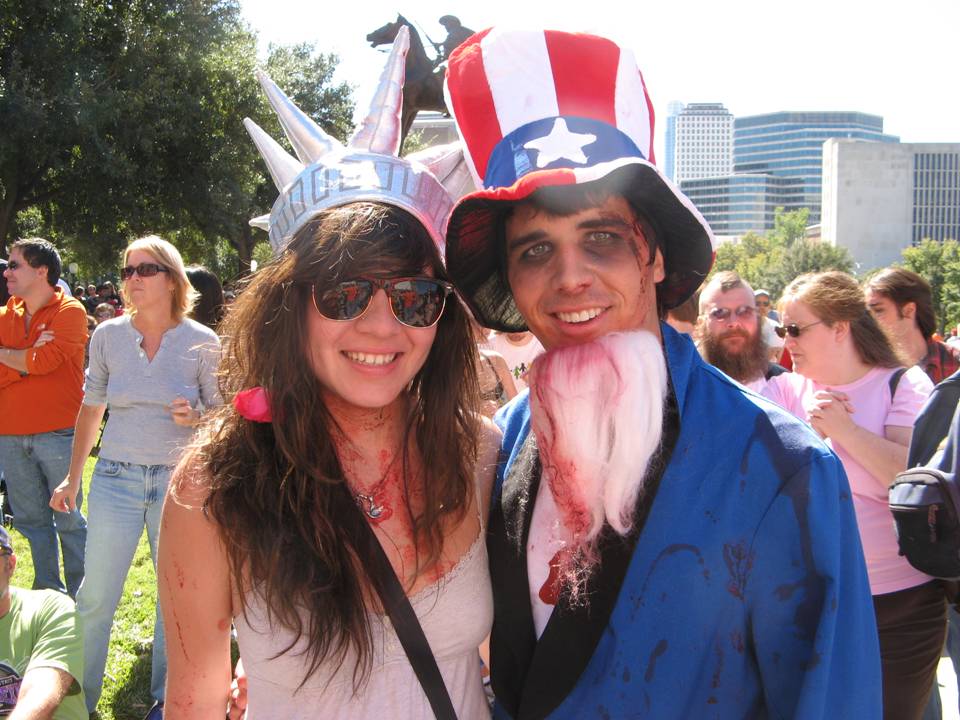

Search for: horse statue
xmin=366 ymin=15 xmax=447 ymax=146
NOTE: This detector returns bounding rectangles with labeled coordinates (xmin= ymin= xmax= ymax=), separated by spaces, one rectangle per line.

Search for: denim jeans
xmin=77 ymin=457 xmax=171 ymax=711
xmin=0 ymin=430 xmax=87 ymax=596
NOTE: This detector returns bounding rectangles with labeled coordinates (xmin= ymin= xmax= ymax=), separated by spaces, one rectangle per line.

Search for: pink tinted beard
xmin=530 ymin=353 xmax=593 ymax=540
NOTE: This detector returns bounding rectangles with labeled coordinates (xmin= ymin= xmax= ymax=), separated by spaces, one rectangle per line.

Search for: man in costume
xmin=0 ymin=525 xmax=87 ymax=719
xmin=696 ymin=271 xmax=786 ymax=392
xmin=443 ymin=28 xmax=881 ymax=718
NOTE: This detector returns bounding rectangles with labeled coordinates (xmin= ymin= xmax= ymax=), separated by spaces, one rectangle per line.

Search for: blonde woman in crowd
xmin=52 ymin=235 xmax=221 ymax=719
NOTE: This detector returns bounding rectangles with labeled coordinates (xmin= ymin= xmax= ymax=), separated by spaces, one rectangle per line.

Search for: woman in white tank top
xmin=157 ymin=199 xmax=499 ymax=719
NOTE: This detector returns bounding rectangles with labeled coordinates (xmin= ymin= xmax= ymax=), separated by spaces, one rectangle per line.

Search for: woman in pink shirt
xmin=763 ymin=271 xmax=941 ymax=720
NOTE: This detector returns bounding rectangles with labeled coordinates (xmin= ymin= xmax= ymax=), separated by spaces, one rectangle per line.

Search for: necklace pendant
xmin=355 ymin=493 xmax=391 ymax=523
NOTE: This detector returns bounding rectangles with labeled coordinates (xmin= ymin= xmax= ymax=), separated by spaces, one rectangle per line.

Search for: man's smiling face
xmin=504 ymin=195 xmax=664 ymax=350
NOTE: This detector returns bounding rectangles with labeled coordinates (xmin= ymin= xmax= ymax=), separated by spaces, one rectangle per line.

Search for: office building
xmin=821 ymin=140 xmax=960 ymax=269
xmin=734 ymin=112 xmax=899 ymax=223
xmin=680 ymin=174 xmax=804 ymax=237
xmin=664 ymin=101 xmax=684 ymax=182
xmin=673 ymin=103 xmax=734 ymax=184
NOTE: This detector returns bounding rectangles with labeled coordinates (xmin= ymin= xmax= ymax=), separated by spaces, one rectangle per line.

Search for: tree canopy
xmin=0 ymin=0 xmax=354 ymax=278
xmin=711 ymin=208 xmax=854 ymax=300
xmin=900 ymin=239 xmax=960 ymax=335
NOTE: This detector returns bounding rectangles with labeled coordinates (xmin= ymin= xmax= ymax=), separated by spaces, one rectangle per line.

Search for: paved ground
xmin=937 ymin=657 xmax=959 ymax=720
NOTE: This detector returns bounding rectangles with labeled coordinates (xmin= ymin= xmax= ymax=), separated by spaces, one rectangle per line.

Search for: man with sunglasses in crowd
xmin=443 ymin=28 xmax=880 ymax=718
xmin=696 ymin=271 xmax=786 ymax=393
xmin=0 ymin=239 xmax=88 ymax=598
xmin=0 ymin=524 xmax=86 ymax=718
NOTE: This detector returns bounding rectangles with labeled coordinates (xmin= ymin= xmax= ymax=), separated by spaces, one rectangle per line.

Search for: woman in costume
xmin=159 ymin=30 xmax=497 ymax=719
xmin=52 ymin=235 xmax=221 ymax=718
xmin=762 ymin=271 xmax=941 ymax=719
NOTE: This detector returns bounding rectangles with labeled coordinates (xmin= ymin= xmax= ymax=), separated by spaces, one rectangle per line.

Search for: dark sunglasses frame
xmin=5 ymin=261 xmax=22 ymax=271
xmin=775 ymin=320 xmax=824 ymax=339
xmin=312 ymin=276 xmax=454 ymax=329
xmin=121 ymin=263 xmax=169 ymax=280
xmin=707 ymin=305 xmax=757 ymax=322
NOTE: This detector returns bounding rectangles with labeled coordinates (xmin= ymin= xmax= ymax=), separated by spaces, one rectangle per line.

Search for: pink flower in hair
xmin=233 ymin=387 xmax=272 ymax=423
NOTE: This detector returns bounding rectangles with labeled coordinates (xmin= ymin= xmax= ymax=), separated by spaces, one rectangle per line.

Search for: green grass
xmin=10 ymin=456 xmax=156 ymax=720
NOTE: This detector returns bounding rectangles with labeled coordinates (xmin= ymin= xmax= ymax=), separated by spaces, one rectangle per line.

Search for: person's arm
xmin=1 ymin=304 xmax=87 ymax=376
xmin=809 ymin=390 xmax=910 ymax=487
xmin=488 ymin=352 xmax=518 ymax=401
xmin=168 ymin=336 xmax=223 ymax=428
xmin=0 ymin=330 xmax=54 ymax=374
xmin=474 ymin=418 xmax=502 ymax=679
xmin=50 ymin=403 xmax=106 ymax=513
xmin=750 ymin=452 xmax=881 ymax=717
xmin=159 ymin=452 xmax=233 ymax=719
xmin=475 ymin=416 xmax=503 ymax=526
xmin=8 ymin=667 xmax=74 ymax=720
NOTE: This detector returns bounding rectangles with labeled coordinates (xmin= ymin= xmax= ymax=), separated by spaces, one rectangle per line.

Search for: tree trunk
xmin=235 ymin=222 xmax=254 ymax=277
xmin=0 ymin=191 xmax=18 ymax=258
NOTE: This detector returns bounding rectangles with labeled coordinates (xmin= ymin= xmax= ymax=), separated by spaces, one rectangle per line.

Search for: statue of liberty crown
xmin=245 ymin=27 xmax=470 ymax=255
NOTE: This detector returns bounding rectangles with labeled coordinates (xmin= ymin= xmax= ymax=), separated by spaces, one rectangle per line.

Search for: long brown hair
xmin=864 ymin=267 xmax=937 ymax=340
xmin=186 ymin=202 xmax=480 ymax=687
xmin=780 ymin=270 xmax=906 ymax=368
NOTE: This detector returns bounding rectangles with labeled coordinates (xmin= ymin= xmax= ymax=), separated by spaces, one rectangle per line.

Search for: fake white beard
xmin=528 ymin=330 xmax=668 ymax=550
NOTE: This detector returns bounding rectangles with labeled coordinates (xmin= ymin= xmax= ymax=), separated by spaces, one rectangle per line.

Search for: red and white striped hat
xmin=444 ymin=28 xmax=715 ymax=331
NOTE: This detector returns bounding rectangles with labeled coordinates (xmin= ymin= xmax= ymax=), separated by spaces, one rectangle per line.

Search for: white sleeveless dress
xmin=234 ymin=530 xmax=493 ymax=719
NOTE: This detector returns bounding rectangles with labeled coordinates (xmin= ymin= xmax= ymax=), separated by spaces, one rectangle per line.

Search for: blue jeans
xmin=77 ymin=458 xmax=170 ymax=711
xmin=0 ymin=430 xmax=87 ymax=596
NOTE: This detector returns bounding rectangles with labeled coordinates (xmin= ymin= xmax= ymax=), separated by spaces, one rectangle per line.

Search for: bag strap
xmin=365 ymin=519 xmax=458 ymax=720
xmin=889 ymin=367 xmax=907 ymax=400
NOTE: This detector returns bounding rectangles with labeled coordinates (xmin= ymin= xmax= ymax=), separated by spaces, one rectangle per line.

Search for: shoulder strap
xmin=889 ymin=367 xmax=907 ymax=400
xmin=365 ymin=518 xmax=458 ymax=720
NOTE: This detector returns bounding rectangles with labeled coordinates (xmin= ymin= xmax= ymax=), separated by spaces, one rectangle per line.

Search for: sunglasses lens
xmin=137 ymin=263 xmax=158 ymax=277
xmin=389 ymin=279 xmax=447 ymax=327
xmin=775 ymin=325 xmax=787 ymax=339
xmin=315 ymin=280 xmax=374 ymax=320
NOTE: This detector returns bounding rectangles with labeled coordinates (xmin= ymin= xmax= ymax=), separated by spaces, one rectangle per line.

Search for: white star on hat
xmin=523 ymin=118 xmax=597 ymax=168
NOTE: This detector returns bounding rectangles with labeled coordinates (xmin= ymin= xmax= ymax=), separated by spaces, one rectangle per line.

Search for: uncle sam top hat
xmin=443 ymin=27 xmax=716 ymax=331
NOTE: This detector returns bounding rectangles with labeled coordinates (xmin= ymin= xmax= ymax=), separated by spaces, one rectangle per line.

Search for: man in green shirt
xmin=0 ymin=525 xmax=85 ymax=719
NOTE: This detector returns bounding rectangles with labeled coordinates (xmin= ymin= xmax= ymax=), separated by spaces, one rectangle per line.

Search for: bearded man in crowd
xmin=696 ymin=271 xmax=786 ymax=392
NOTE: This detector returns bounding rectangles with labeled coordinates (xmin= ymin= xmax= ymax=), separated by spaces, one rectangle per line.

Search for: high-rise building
xmin=734 ymin=112 xmax=899 ymax=223
xmin=680 ymin=174 xmax=805 ymax=237
xmin=673 ymin=103 xmax=733 ymax=184
xmin=821 ymin=140 xmax=960 ymax=269
xmin=664 ymin=101 xmax=684 ymax=183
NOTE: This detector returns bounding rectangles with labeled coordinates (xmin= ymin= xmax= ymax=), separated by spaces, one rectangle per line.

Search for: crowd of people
xmin=1 ymin=22 xmax=960 ymax=720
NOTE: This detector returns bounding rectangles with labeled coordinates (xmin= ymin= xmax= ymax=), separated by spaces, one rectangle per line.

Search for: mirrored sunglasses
xmin=121 ymin=263 xmax=169 ymax=280
xmin=708 ymin=305 xmax=757 ymax=322
xmin=313 ymin=277 xmax=454 ymax=329
xmin=775 ymin=320 xmax=824 ymax=339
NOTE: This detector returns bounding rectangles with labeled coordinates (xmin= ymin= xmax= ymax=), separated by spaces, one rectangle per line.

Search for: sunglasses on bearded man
xmin=707 ymin=305 xmax=757 ymax=322
xmin=312 ymin=277 xmax=454 ymax=329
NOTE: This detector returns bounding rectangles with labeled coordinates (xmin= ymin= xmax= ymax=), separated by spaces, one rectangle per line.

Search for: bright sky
xmin=240 ymin=0 xmax=959 ymax=160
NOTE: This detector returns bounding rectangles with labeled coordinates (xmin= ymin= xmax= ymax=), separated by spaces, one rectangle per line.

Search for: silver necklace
xmin=354 ymin=492 xmax=388 ymax=521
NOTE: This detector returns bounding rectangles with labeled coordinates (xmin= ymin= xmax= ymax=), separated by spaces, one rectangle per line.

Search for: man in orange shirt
xmin=0 ymin=239 xmax=87 ymax=597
